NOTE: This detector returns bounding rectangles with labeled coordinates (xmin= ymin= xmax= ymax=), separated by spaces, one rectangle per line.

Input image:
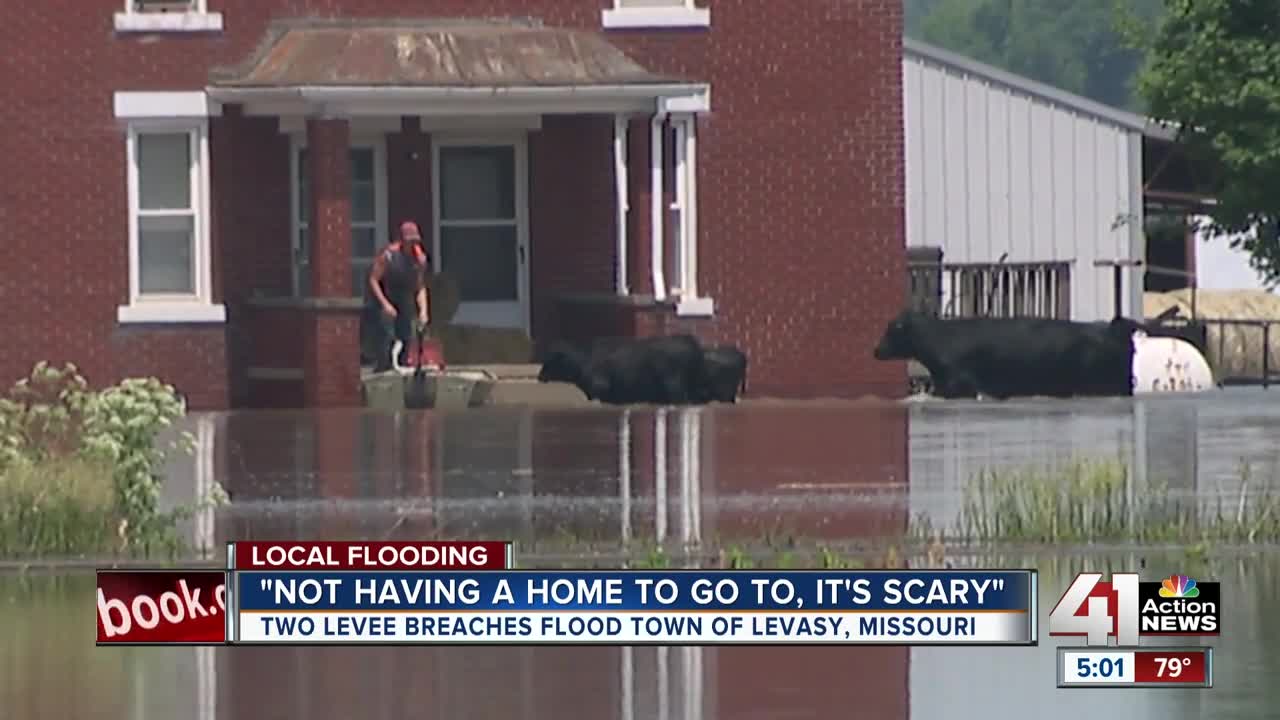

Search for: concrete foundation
xmin=362 ymin=364 xmax=594 ymax=409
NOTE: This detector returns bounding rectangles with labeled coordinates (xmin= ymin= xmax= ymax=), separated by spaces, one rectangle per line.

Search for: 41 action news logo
xmin=1048 ymin=572 xmax=1220 ymax=646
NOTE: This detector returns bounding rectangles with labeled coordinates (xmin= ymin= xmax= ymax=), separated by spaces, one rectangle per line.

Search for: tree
xmin=1133 ymin=0 xmax=1280 ymax=286
xmin=908 ymin=0 xmax=1162 ymax=111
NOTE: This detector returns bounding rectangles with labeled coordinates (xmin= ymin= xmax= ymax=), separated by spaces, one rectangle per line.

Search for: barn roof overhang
xmin=1143 ymin=132 xmax=1223 ymax=216
xmin=904 ymin=38 xmax=1171 ymax=139
xmin=206 ymin=18 xmax=711 ymax=116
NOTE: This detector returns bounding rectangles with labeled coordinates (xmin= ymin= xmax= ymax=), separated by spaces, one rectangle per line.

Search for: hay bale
xmin=1143 ymin=288 xmax=1280 ymax=380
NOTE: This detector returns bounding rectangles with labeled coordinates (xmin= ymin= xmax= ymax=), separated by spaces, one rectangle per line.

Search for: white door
xmin=432 ymin=137 xmax=529 ymax=330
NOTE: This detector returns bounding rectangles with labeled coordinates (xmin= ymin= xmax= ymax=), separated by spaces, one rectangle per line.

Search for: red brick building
xmin=3 ymin=0 xmax=907 ymax=410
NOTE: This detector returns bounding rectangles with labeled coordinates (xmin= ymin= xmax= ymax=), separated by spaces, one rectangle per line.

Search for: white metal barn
xmin=903 ymin=39 xmax=1171 ymax=322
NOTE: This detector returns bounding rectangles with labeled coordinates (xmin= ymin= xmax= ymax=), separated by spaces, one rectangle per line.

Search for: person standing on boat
xmin=361 ymin=220 xmax=431 ymax=372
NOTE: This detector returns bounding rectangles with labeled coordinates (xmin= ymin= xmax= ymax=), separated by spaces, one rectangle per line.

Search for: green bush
xmin=0 ymin=362 xmax=226 ymax=559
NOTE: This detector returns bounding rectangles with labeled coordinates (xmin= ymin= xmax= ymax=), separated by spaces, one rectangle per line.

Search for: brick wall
xmin=529 ymin=115 xmax=618 ymax=340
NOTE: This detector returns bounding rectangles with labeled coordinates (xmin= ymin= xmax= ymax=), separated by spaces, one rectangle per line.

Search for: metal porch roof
xmin=210 ymin=17 xmax=689 ymax=88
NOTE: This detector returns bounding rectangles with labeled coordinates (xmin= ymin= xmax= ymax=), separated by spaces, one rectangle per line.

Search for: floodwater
xmin=7 ymin=388 xmax=1280 ymax=718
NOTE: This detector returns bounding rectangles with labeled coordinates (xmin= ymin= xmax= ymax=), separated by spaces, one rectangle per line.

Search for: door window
xmin=437 ymin=146 xmax=519 ymax=302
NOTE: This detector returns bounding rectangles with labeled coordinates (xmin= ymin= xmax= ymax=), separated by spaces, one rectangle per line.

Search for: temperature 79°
xmin=1155 ymin=656 xmax=1192 ymax=678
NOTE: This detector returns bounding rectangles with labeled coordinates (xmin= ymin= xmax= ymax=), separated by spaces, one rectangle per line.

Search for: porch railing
xmin=907 ymin=248 xmax=1073 ymax=319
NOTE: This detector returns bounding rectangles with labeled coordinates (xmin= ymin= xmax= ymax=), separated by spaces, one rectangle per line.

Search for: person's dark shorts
xmin=360 ymin=301 xmax=413 ymax=370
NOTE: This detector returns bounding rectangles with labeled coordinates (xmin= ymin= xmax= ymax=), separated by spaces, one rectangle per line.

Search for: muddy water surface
xmin=7 ymin=389 xmax=1280 ymax=718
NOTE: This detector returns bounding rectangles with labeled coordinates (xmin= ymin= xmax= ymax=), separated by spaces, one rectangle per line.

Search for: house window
xmin=290 ymin=141 xmax=388 ymax=298
xmin=119 ymin=121 xmax=223 ymax=323
xmin=137 ymin=133 xmax=198 ymax=294
xmin=603 ymin=0 xmax=710 ymax=29
xmin=114 ymin=0 xmax=224 ymax=33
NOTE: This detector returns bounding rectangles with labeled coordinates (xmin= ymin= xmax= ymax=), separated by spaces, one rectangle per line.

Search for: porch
xmin=199 ymin=19 xmax=714 ymax=408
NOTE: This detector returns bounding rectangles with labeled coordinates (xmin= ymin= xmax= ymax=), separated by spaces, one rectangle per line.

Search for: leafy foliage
xmin=907 ymin=0 xmax=1165 ymax=111
xmin=1130 ymin=0 xmax=1280 ymax=286
xmin=0 ymin=362 xmax=227 ymax=558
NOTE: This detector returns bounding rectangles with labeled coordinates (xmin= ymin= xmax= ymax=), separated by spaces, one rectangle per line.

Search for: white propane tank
xmin=1130 ymin=330 xmax=1215 ymax=394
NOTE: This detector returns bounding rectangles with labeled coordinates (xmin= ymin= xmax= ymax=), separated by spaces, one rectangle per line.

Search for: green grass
xmin=0 ymin=458 xmax=122 ymax=559
xmin=500 ymin=456 xmax=1280 ymax=570
xmin=918 ymin=457 xmax=1280 ymax=547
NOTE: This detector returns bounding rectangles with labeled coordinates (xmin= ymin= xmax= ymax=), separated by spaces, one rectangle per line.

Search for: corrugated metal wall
xmin=903 ymin=48 xmax=1144 ymax=321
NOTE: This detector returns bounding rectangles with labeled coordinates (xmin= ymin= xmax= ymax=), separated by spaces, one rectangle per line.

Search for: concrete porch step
xmin=452 ymin=363 xmax=542 ymax=381
xmin=484 ymin=379 xmax=593 ymax=406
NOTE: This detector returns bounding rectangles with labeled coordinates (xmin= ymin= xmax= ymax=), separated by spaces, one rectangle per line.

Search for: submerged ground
xmin=8 ymin=388 xmax=1277 ymax=718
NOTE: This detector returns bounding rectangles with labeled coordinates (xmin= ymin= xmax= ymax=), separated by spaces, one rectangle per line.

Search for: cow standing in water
xmin=872 ymin=310 xmax=1135 ymax=399
xmin=538 ymin=336 xmax=749 ymax=405
xmin=695 ymin=345 xmax=749 ymax=403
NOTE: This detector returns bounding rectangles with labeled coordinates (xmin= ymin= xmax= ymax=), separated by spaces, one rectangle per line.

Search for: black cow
xmin=538 ymin=335 xmax=709 ymax=405
xmin=873 ymin=310 xmax=1135 ymax=399
xmin=695 ymin=345 xmax=748 ymax=403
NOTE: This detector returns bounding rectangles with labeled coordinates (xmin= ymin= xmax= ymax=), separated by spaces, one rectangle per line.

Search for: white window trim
xmin=116 ymin=98 xmax=224 ymax=325
xmin=114 ymin=0 xmax=224 ymax=33
xmin=668 ymin=114 xmax=713 ymax=317
xmin=431 ymin=133 xmax=532 ymax=333
xmin=288 ymin=133 xmax=389 ymax=298
xmin=602 ymin=0 xmax=710 ymax=29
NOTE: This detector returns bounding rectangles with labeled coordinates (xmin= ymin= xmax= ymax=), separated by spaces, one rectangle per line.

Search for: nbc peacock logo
xmin=1138 ymin=573 xmax=1219 ymax=636
xmin=1159 ymin=575 xmax=1200 ymax=599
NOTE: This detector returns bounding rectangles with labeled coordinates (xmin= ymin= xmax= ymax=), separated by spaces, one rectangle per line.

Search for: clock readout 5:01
xmin=1059 ymin=648 xmax=1212 ymax=688
xmin=1066 ymin=651 xmax=1132 ymax=683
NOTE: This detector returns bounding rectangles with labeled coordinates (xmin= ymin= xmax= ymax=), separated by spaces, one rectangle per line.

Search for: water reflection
xmin=188 ymin=403 xmax=912 ymax=548
xmin=154 ymin=389 xmax=1280 ymax=554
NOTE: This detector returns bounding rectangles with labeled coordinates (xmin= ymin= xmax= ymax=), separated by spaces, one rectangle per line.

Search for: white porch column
xmin=682 ymin=116 xmax=700 ymax=299
xmin=670 ymin=120 xmax=685 ymax=295
xmin=650 ymin=113 xmax=668 ymax=301
xmin=614 ymin=114 xmax=631 ymax=296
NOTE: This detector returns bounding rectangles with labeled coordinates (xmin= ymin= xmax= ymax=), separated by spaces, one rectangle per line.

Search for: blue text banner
xmin=236 ymin=569 xmax=1034 ymax=613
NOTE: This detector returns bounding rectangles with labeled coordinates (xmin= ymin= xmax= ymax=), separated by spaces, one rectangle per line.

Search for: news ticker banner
xmin=1057 ymin=647 xmax=1213 ymax=688
xmin=97 ymin=541 xmax=1036 ymax=646
xmin=233 ymin=568 xmax=1035 ymax=645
